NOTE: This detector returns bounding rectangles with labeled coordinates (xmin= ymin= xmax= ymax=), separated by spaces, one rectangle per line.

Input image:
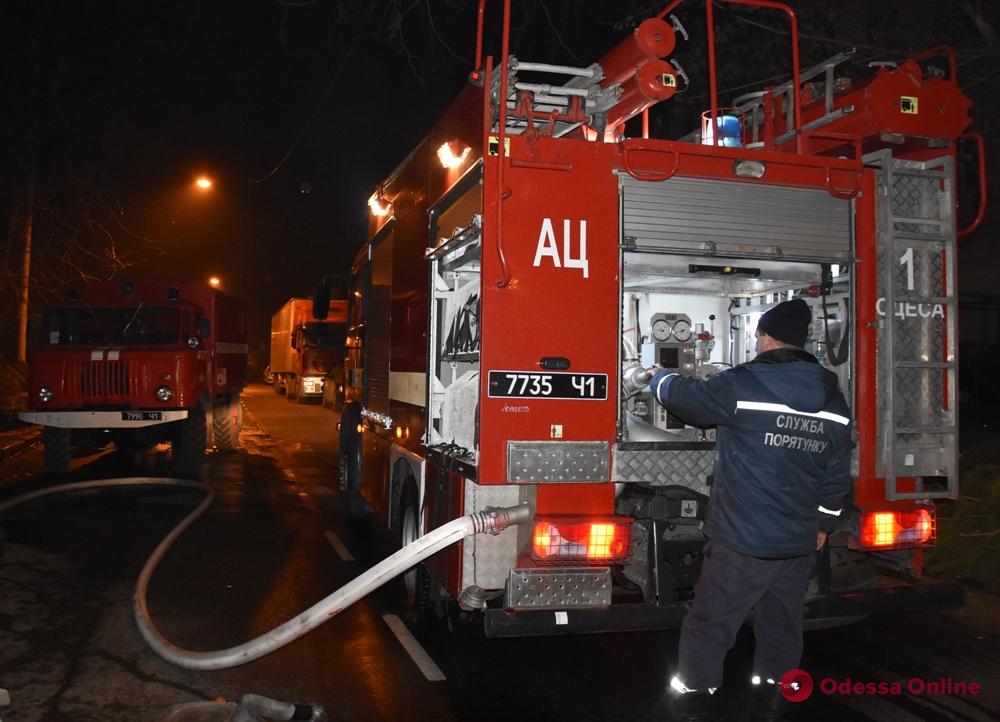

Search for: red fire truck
xmin=20 ymin=281 xmax=248 ymax=476
xmin=324 ymin=1 xmax=986 ymax=635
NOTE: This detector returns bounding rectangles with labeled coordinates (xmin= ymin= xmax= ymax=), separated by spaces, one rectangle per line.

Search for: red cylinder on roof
xmin=605 ymin=59 xmax=678 ymax=131
xmin=599 ymin=17 xmax=676 ymax=88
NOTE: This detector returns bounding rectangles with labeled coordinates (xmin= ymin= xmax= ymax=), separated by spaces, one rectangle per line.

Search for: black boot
xmin=748 ymin=682 xmax=787 ymax=722
xmin=668 ymin=691 xmax=715 ymax=722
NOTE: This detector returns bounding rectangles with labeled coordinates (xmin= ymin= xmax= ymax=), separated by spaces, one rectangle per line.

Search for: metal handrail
xmin=957 ymin=131 xmax=987 ymax=239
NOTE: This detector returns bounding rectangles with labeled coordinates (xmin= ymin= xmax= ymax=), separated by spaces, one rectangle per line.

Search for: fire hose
xmin=0 ymin=477 xmax=529 ymax=671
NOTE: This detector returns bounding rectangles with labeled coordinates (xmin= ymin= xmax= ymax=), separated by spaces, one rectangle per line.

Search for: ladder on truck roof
xmin=868 ymin=150 xmax=958 ymax=501
xmin=732 ymin=49 xmax=857 ymax=148
xmin=491 ymin=57 xmax=620 ymax=138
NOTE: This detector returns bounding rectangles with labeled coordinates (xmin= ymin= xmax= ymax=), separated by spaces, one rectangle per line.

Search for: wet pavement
xmin=0 ymin=383 xmax=998 ymax=721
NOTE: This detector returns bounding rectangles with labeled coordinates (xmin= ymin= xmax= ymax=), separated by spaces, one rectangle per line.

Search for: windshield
xmin=44 ymin=307 xmax=183 ymax=346
xmin=302 ymin=322 xmax=346 ymax=349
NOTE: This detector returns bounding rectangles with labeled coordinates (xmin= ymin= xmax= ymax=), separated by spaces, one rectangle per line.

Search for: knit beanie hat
xmin=757 ymin=298 xmax=811 ymax=347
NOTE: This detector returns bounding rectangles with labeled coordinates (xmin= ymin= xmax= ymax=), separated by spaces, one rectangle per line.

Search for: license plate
xmin=487 ymin=371 xmax=608 ymax=400
xmin=121 ymin=411 xmax=162 ymax=421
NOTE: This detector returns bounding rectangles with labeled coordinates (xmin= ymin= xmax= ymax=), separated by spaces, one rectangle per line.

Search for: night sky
xmin=2 ymin=1 xmax=998 ymax=367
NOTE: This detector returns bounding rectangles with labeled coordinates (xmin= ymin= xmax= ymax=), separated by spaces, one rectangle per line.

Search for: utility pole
xmin=17 ymin=166 xmax=34 ymax=364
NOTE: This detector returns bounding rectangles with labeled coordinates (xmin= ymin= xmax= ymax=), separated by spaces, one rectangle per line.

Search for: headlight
xmin=187 ymin=336 xmax=201 ymax=349
xmin=38 ymin=387 xmax=54 ymax=403
xmin=155 ymin=386 xmax=173 ymax=402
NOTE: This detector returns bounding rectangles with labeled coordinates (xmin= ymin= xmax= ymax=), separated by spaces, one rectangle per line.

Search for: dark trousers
xmin=677 ymin=540 xmax=815 ymax=691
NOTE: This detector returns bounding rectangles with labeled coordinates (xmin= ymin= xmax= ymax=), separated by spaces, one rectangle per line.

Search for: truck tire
xmin=338 ymin=401 xmax=369 ymax=532
xmin=173 ymin=404 xmax=207 ymax=476
xmin=274 ymin=375 xmax=285 ymax=396
xmin=286 ymin=376 xmax=300 ymax=403
xmin=339 ymin=402 xmax=362 ymax=492
xmin=42 ymin=426 xmax=71 ymax=475
xmin=291 ymin=377 xmax=307 ymax=404
xmin=399 ymin=484 xmax=431 ymax=614
xmin=213 ymin=394 xmax=241 ymax=450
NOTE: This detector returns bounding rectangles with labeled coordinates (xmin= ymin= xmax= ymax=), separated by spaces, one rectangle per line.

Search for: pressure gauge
xmin=672 ymin=319 xmax=692 ymax=342
xmin=651 ymin=318 xmax=672 ymax=342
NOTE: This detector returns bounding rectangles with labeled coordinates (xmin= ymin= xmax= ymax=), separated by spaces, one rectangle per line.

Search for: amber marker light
xmin=367 ymin=186 xmax=393 ymax=217
xmin=437 ymin=140 xmax=472 ymax=169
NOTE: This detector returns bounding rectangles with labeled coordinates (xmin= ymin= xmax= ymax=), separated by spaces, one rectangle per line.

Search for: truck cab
xmin=20 ymin=281 xmax=247 ymax=475
xmin=270 ymin=298 xmax=347 ymax=403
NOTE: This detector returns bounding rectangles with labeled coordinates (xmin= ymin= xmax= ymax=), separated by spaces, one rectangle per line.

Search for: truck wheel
xmin=286 ymin=377 xmax=300 ymax=403
xmin=399 ymin=485 xmax=431 ymax=613
xmin=42 ymin=426 xmax=71 ymax=475
xmin=213 ymin=394 xmax=241 ymax=450
xmin=173 ymin=405 xmax=207 ymax=476
xmin=339 ymin=402 xmax=362 ymax=491
xmin=339 ymin=401 xmax=369 ymax=532
xmin=274 ymin=375 xmax=285 ymax=396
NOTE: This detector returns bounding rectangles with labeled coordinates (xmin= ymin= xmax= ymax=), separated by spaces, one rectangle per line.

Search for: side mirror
xmin=198 ymin=318 xmax=211 ymax=337
xmin=313 ymin=282 xmax=330 ymax=320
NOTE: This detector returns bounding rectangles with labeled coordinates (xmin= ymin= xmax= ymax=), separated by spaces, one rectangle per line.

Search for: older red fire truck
xmin=324 ymin=0 xmax=986 ymax=635
xmin=20 ymin=281 xmax=247 ymax=476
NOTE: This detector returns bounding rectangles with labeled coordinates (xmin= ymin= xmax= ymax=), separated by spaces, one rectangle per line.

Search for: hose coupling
xmin=473 ymin=503 xmax=531 ymax=535
xmin=622 ymin=363 xmax=652 ymax=394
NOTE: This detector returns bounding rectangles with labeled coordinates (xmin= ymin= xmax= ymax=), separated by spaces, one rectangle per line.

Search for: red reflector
xmin=859 ymin=508 xmax=935 ymax=549
xmin=531 ymin=518 xmax=630 ymax=564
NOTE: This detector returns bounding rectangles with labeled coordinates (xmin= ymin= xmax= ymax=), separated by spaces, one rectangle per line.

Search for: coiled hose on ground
xmin=0 ymin=477 xmax=529 ymax=671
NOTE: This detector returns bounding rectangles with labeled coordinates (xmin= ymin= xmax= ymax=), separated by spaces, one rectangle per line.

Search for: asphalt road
xmin=0 ymin=384 xmax=998 ymax=721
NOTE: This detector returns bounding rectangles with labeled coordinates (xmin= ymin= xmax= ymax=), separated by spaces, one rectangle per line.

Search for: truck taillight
xmin=858 ymin=508 xmax=935 ymax=549
xmin=531 ymin=517 xmax=630 ymax=564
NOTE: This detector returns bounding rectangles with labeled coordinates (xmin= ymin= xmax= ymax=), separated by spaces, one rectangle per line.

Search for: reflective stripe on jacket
xmin=650 ymin=348 xmax=852 ymax=558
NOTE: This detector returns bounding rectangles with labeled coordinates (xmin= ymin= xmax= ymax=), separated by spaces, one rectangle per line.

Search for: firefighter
xmin=648 ymin=298 xmax=852 ymax=722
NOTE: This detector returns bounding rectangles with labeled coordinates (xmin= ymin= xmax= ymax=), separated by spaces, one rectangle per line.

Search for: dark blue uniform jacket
xmin=650 ymin=348 xmax=853 ymax=558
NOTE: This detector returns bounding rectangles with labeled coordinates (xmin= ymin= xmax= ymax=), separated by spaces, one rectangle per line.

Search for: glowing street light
xmin=195 ymin=176 xmax=213 ymax=190
xmin=208 ymin=276 xmax=221 ymax=287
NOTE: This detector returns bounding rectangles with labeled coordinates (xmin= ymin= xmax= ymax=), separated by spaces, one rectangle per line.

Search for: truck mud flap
xmin=483 ymin=580 xmax=964 ymax=638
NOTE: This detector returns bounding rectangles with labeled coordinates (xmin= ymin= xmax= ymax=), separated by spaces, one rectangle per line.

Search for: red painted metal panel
xmin=479 ymin=136 xmax=620 ymax=492
xmin=536 ymin=484 xmax=614 ymax=516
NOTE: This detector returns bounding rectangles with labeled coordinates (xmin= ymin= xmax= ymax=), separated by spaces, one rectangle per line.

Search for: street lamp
xmin=208 ymin=276 xmax=221 ymax=287
xmin=195 ymin=176 xmax=213 ymax=190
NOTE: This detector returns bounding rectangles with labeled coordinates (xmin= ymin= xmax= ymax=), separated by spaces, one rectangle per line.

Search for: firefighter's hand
xmin=816 ymin=531 xmax=828 ymax=551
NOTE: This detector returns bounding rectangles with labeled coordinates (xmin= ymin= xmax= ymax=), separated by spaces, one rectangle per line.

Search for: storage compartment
xmin=427 ymin=217 xmax=482 ymax=462
xmin=618 ymin=250 xmax=851 ymax=447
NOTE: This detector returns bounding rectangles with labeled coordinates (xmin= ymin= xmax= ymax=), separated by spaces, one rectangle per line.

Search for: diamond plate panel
xmin=894 ymin=367 xmax=949 ymax=428
xmin=507 ymin=441 xmax=609 ymax=483
xmin=891 ymin=173 xmax=944 ymax=235
xmin=507 ymin=568 xmax=612 ymax=609
xmin=612 ymin=448 xmax=714 ymax=496
xmin=462 ymin=480 xmax=520 ymax=591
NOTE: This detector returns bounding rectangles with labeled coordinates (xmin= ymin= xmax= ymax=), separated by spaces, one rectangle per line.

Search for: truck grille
xmin=72 ymin=360 xmax=138 ymax=401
